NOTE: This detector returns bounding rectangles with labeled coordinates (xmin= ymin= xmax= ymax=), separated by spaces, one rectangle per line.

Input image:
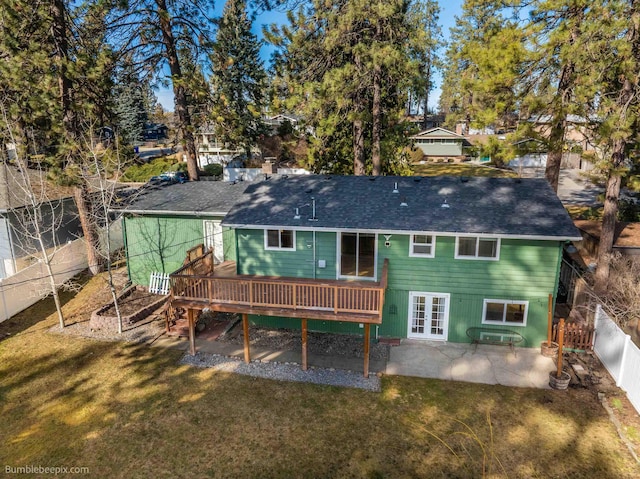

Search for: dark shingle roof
xmin=223 ymin=175 xmax=581 ymax=240
xmin=122 ymin=180 xmax=253 ymax=216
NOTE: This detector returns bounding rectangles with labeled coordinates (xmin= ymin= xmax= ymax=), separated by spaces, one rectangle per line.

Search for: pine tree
xmin=209 ymin=0 xmax=266 ymax=157
xmin=267 ymin=0 xmax=429 ymax=175
xmin=106 ymin=0 xmax=216 ymax=181
xmin=439 ymin=1 xmax=524 ymax=131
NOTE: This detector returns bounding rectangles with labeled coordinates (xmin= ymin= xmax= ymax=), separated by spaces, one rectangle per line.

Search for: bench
xmin=466 ymin=327 xmax=524 ymax=354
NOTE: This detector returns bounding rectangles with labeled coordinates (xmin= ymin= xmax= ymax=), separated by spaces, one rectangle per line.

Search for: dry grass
xmin=411 ymin=162 xmax=518 ymax=178
xmin=1 ymin=275 xmax=638 ymax=478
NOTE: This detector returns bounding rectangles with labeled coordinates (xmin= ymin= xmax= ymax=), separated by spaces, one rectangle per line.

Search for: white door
xmin=203 ymin=220 xmax=224 ymax=264
xmin=408 ymin=292 xmax=450 ymax=340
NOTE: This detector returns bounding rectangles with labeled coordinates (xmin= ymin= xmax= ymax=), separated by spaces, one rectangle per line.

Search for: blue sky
xmin=156 ymin=0 xmax=463 ymax=112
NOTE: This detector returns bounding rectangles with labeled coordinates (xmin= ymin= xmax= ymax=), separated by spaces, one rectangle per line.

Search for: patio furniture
xmin=466 ymin=327 xmax=524 ymax=354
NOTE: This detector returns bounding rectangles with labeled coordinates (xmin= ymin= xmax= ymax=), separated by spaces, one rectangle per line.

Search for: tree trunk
xmin=544 ymin=8 xmax=582 ymax=192
xmin=594 ymin=169 xmax=622 ymax=293
xmin=353 ymin=118 xmax=365 ymax=175
xmin=372 ymin=65 xmax=382 ymax=176
xmin=74 ymin=185 xmax=102 ymax=275
xmin=422 ymin=62 xmax=431 ymax=131
xmin=51 ymin=0 xmax=75 ymax=138
xmin=156 ymin=0 xmax=199 ymax=181
xmin=594 ymin=3 xmax=639 ymax=292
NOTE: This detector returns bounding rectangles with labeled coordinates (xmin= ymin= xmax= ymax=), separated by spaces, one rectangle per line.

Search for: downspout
xmin=122 ymin=215 xmax=131 ymax=283
xmin=313 ymin=230 xmax=316 ymax=279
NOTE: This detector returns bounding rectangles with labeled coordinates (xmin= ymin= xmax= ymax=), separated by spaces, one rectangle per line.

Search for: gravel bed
xmin=50 ymin=315 xmax=166 ymax=344
xmin=180 ymin=351 xmax=381 ymax=392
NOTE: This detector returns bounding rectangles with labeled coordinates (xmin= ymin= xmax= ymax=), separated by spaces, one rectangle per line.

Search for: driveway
xmin=519 ymin=168 xmax=604 ymax=206
xmin=386 ymin=340 xmax=555 ymax=389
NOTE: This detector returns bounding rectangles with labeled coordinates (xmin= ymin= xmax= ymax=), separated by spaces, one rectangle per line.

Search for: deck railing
xmin=170 ymin=258 xmax=388 ymax=320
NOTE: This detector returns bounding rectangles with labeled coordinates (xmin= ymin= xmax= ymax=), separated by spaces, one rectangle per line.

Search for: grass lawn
xmin=1 ymin=276 xmax=638 ymax=478
xmin=411 ymin=162 xmax=518 ymax=178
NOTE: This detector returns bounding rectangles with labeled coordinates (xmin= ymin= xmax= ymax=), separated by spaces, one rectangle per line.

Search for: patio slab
xmin=386 ymin=340 xmax=555 ymax=389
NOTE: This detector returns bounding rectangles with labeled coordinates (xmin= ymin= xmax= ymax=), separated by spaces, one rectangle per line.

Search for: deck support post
xmin=301 ymin=318 xmax=308 ymax=371
xmin=242 ymin=313 xmax=251 ymax=363
xmin=363 ymin=323 xmax=370 ymax=378
xmin=188 ymin=308 xmax=196 ymax=356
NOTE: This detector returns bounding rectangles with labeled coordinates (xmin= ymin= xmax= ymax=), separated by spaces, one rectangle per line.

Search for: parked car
xmin=148 ymin=171 xmax=188 ymax=185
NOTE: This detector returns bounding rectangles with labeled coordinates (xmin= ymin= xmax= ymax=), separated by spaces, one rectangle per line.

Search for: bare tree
xmin=75 ymin=126 xmax=128 ymax=333
xmin=0 ymin=103 xmax=74 ymax=328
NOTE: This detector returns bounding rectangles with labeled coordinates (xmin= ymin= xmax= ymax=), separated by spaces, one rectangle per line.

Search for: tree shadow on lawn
xmin=0 ymin=288 xmax=76 ymax=343
xmin=2 ymin=328 xmax=638 ymax=479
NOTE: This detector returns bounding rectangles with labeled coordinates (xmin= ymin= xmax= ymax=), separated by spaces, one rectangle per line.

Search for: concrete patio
xmin=386 ymin=340 xmax=556 ymax=389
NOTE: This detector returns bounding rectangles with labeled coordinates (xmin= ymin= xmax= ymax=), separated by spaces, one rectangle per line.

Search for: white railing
xmin=0 ymin=238 xmax=88 ymax=322
xmin=594 ymin=305 xmax=640 ymax=414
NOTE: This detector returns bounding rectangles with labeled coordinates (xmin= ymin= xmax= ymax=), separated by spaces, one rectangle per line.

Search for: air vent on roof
xmin=400 ymin=197 xmax=408 ymax=207
xmin=369 ymin=177 xmax=376 ymax=181
xmin=306 ymin=189 xmax=313 ymax=194
xmin=393 ymin=181 xmax=399 ymax=193
xmin=414 ymin=177 xmax=422 ymax=182
xmin=324 ymin=175 xmax=332 ymax=180
xmin=441 ymin=199 xmax=450 ymax=208
xmin=461 ymin=176 xmax=469 ymax=183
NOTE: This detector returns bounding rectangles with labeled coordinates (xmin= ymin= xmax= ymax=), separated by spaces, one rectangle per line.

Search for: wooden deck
xmin=166 ymin=250 xmax=389 ymax=377
xmin=169 ymin=254 xmax=387 ymax=325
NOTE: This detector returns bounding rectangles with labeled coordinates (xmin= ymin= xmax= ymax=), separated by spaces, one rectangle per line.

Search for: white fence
xmin=594 ymin=305 xmax=640 ymax=414
xmin=0 ymin=238 xmax=89 ymax=322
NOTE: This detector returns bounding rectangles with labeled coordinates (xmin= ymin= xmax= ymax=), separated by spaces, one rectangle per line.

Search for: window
xmin=455 ymin=236 xmax=500 ymax=260
xmin=482 ymin=300 xmax=528 ymax=326
xmin=265 ymin=229 xmax=295 ymax=250
xmin=339 ymin=232 xmax=376 ymax=279
xmin=410 ymin=234 xmax=435 ymax=258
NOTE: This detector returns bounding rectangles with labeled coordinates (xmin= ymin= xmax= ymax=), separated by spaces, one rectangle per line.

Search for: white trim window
xmin=338 ymin=232 xmax=377 ymax=279
xmin=482 ymin=299 xmax=528 ymax=326
xmin=455 ymin=236 xmax=500 ymax=260
xmin=264 ymin=229 xmax=296 ymax=250
xmin=410 ymin=234 xmax=435 ymax=258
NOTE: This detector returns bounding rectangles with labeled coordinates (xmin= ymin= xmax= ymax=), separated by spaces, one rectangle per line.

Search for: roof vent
xmin=460 ymin=176 xmax=469 ymax=183
xmin=393 ymin=181 xmax=399 ymax=193
xmin=414 ymin=177 xmax=422 ymax=182
xmin=441 ymin=199 xmax=450 ymax=208
xmin=369 ymin=177 xmax=376 ymax=181
xmin=400 ymin=197 xmax=408 ymax=207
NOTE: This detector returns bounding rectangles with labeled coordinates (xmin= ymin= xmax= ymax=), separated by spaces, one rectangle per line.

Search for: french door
xmin=408 ymin=292 xmax=450 ymax=340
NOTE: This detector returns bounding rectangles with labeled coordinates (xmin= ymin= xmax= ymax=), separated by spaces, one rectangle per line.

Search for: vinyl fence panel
xmin=0 ymin=238 xmax=88 ymax=322
xmin=594 ymin=305 xmax=640 ymax=414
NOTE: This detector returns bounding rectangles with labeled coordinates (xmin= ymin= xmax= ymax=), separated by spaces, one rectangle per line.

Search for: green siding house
xmin=120 ymin=180 xmax=252 ymax=286
xmin=223 ymin=175 xmax=581 ymax=347
xmin=409 ymin=127 xmax=471 ymax=160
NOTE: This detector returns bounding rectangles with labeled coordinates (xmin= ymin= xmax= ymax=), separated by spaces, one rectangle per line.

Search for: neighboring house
xmin=203 ymin=175 xmax=580 ymax=348
xmin=264 ymin=113 xmax=301 ymax=134
xmin=509 ymin=138 xmax=548 ymax=169
xmin=120 ymin=180 xmax=254 ymax=286
xmin=143 ymin=123 xmax=169 ymax=141
xmin=197 ymin=126 xmax=245 ymax=168
xmin=410 ymin=128 xmax=472 ymax=161
xmin=0 ymin=163 xmax=81 ymax=279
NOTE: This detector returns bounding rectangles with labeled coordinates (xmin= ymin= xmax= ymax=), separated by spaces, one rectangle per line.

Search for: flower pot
xmin=549 ymin=371 xmax=571 ymax=390
xmin=541 ymin=341 xmax=559 ymax=358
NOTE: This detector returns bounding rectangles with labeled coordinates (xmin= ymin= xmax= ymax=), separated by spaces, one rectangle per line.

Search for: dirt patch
xmin=563 ymin=351 xmax=640 ymax=459
xmin=217 ymin=321 xmax=390 ymax=362
xmin=101 ymin=289 xmax=158 ymax=317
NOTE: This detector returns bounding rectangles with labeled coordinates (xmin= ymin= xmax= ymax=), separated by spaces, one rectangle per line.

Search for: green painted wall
xmin=237 ymin=228 xmax=563 ymax=347
xmin=413 ymin=141 xmax=463 ymax=157
xmin=124 ymin=214 xmax=235 ymax=286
